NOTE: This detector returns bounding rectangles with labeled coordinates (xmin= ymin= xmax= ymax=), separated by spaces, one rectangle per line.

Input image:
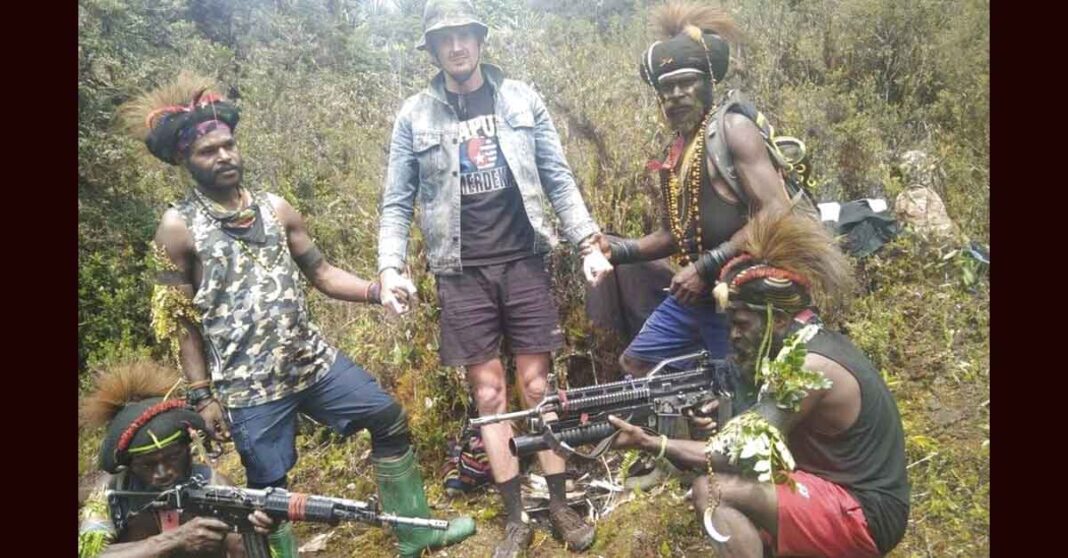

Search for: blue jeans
xmin=228 ymin=353 xmax=395 ymax=485
xmin=623 ymin=295 xmax=730 ymax=366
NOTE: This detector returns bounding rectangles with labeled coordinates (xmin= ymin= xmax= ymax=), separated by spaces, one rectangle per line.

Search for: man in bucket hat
xmin=377 ymin=1 xmax=611 ymax=555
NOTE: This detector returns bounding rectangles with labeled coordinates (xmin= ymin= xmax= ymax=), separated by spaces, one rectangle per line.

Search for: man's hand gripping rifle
xmin=107 ymin=475 xmax=448 ymax=556
xmin=470 ymin=351 xmax=735 ymax=460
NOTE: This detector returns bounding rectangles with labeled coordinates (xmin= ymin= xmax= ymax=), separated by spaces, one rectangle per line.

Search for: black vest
xmin=791 ymin=330 xmax=910 ymax=555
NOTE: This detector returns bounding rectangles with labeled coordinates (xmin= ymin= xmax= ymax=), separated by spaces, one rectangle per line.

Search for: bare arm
xmin=610 ymin=354 xmax=839 ymax=471
xmin=96 ymin=537 xmax=183 ymax=558
xmin=632 ymin=228 xmax=679 ymax=262
xmin=83 ymin=471 xmax=229 ymax=558
xmin=720 ymin=112 xmax=791 ymax=250
xmin=269 ymin=194 xmax=378 ymax=304
xmin=678 ymin=113 xmax=794 ymax=294
xmin=154 ymin=210 xmax=210 ymax=385
xmin=153 ymin=211 xmax=229 ymax=441
xmin=596 ymin=227 xmax=678 ymax=264
xmin=95 ymin=517 xmax=232 ymax=558
xmin=696 ymin=353 xmax=839 ymax=473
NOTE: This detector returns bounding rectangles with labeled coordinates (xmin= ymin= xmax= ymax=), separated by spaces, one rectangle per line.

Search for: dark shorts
xmin=436 ymin=255 xmax=564 ymax=367
xmin=228 ymin=353 xmax=396 ymax=485
xmin=623 ymin=294 xmax=730 ymax=365
xmin=760 ymin=470 xmax=880 ymax=557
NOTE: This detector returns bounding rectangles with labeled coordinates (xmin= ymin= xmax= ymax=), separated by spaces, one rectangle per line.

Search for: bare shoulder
xmin=264 ymin=192 xmax=300 ymax=224
xmin=155 ymin=208 xmax=194 ymax=251
xmin=722 ymin=112 xmax=764 ymax=151
xmin=157 ymin=207 xmax=190 ymax=234
xmin=263 ymin=191 xmax=288 ymax=209
xmin=805 ymin=352 xmax=860 ymax=399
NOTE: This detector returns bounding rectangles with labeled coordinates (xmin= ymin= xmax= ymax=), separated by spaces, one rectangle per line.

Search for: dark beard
xmin=734 ymin=330 xmax=787 ymax=385
xmin=450 ymin=66 xmax=477 ymax=85
xmin=670 ymin=107 xmax=705 ymax=137
xmin=447 ymin=64 xmax=480 ymax=89
xmin=191 ymin=164 xmax=242 ymax=191
xmin=668 ymin=81 xmax=715 ymax=136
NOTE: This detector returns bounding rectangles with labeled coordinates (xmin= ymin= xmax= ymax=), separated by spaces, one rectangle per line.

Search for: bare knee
xmin=515 ymin=353 xmax=550 ymax=404
xmin=519 ymin=373 xmax=547 ymax=403
xmin=694 ymin=474 xmax=756 ymax=512
xmin=698 ymin=473 xmax=778 ymax=533
xmin=692 ymin=475 xmax=769 ymax=558
xmin=471 ymin=380 xmax=506 ymax=415
xmin=692 ymin=474 xmax=710 ymax=511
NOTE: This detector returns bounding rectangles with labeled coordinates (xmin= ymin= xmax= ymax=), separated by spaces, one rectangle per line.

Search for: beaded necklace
xmin=664 ymin=111 xmax=714 ymax=266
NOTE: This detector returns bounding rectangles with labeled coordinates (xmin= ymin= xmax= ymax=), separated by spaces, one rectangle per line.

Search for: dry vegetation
xmin=79 ymin=0 xmax=988 ymax=555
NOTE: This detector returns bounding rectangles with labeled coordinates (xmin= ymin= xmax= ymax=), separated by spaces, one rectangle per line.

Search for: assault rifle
xmin=471 ymin=351 xmax=735 ymax=460
xmin=107 ymin=475 xmax=447 ymax=558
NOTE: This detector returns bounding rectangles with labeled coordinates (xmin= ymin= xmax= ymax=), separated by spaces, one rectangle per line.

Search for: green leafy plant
xmin=707 ymin=412 xmax=795 ymax=485
xmin=706 ymin=324 xmax=829 ymax=487
xmin=757 ymin=324 xmax=833 ymax=412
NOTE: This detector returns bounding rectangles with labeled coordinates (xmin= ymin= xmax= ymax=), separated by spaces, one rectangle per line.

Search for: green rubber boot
xmin=373 ymin=448 xmax=477 ymax=558
xmin=268 ymin=521 xmax=299 ymax=558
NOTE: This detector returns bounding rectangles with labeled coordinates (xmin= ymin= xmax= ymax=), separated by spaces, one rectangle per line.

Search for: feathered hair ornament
xmin=80 ymin=360 xmax=181 ymax=428
xmin=713 ymin=208 xmax=856 ymax=315
xmin=116 ymin=71 xmax=239 ymax=165
xmin=640 ymin=2 xmax=741 ymax=88
xmin=81 ymin=360 xmax=207 ymax=473
xmin=650 ymin=1 xmax=741 ymax=43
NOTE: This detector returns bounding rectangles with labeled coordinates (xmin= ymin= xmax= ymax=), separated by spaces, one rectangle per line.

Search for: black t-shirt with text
xmin=447 ymin=81 xmax=535 ymax=266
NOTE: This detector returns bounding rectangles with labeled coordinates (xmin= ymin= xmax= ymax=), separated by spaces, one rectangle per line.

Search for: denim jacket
xmin=377 ymin=64 xmax=600 ymax=275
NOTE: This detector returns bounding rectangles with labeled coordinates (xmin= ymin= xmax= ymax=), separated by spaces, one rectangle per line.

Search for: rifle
xmin=107 ymin=475 xmax=447 ymax=558
xmin=470 ymin=351 xmax=735 ymax=460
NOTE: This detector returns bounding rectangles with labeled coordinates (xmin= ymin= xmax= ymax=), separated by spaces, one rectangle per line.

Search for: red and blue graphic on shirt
xmin=458 ymin=115 xmax=513 ymax=196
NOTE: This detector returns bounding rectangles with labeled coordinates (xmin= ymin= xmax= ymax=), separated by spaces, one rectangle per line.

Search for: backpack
xmin=706 ymin=90 xmax=820 ymax=218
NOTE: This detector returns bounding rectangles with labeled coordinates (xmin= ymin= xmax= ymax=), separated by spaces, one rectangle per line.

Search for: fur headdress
xmin=640 ymin=2 xmax=741 ymax=88
xmin=117 ymin=71 xmax=239 ymax=165
xmin=81 ymin=360 xmax=205 ymax=473
xmin=713 ymin=209 xmax=856 ymax=315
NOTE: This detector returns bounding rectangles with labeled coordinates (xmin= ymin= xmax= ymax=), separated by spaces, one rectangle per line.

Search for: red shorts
xmin=759 ymin=470 xmax=881 ymax=557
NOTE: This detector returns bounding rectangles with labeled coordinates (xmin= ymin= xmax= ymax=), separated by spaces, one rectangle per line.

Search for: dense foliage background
xmin=79 ymin=1 xmax=989 ymax=555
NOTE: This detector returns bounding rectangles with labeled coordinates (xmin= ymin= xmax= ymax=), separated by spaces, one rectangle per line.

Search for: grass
xmin=77 ymin=232 xmax=989 ymax=557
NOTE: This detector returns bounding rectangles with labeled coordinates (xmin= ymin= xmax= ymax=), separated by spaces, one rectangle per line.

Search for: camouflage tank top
xmin=174 ymin=188 xmax=337 ymax=408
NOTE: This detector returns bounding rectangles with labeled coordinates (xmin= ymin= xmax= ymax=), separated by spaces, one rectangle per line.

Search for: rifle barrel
xmin=105 ymin=489 xmax=162 ymax=498
xmin=379 ymin=514 xmax=449 ymax=530
xmin=469 ymin=407 xmax=540 ymax=427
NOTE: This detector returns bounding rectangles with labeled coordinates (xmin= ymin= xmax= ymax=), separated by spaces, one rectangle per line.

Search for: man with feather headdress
xmin=78 ymin=360 xmax=276 ymax=557
xmin=608 ymin=210 xmax=909 ymax=557
xmin=121 ymin=72 xmax=475 ymax=557
xmin=590 ymin=1 xmax=795 ymax=405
